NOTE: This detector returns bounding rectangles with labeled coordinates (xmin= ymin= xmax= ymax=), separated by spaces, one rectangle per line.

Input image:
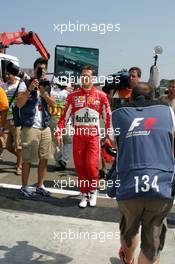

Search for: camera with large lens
xmin=6 ymin=61 xmax=25 ymax=79
xmin=36 ymin=66 xmax=51 ymax=94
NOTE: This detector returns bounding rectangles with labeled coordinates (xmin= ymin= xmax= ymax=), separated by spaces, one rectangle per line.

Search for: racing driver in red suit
xmin=55 ymin=66 xmax=111 ymax=208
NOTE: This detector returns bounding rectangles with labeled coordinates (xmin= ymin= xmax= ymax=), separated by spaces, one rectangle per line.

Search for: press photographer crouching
xmin=16 ymin=57 xmax=56 ymax=198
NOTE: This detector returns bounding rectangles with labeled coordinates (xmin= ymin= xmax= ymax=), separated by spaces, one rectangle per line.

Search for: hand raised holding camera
xmin=28 ymin=79 xmax=39 ymax=92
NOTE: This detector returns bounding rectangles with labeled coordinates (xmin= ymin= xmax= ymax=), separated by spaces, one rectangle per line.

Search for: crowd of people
xmin=0 ymin=57 xmax=175 ymax=264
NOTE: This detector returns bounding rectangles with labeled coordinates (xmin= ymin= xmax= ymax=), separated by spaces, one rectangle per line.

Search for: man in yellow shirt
xmin=0 ymin=86 xmax=9 ymax=136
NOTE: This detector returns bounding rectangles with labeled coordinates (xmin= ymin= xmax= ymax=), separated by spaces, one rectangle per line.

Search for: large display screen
xmin=54 ymin=45 xmax=99 ymax=81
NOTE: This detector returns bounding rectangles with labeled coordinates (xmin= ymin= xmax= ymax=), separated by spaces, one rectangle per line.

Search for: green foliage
xmin=160 ymin=79 xmax=169 ymax=88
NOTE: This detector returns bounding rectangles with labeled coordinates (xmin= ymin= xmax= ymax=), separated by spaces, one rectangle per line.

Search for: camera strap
xmin=9 ymin=81 xmax=21 ymax=108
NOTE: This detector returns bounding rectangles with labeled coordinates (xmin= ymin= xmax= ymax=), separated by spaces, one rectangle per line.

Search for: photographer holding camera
xmin=100 ymin=67 xmax=141 ymax=178
xmin=16 ymin=57 xmax=56 ymax=198
xmin=106 ymin=67 xmax=141 ymax=106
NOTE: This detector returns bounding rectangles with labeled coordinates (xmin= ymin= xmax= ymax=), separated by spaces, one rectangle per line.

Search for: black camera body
xmin=102 ymin=70 xmax=130 ymax=110
xmin=102 ymin=70 xmax=129 ymax=95
xmin=36 ymin=67 xmax=51 ymax=94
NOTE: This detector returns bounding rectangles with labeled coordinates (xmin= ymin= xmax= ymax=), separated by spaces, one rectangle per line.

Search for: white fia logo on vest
xmin=128 ymin=118 xmax=144 ymax=132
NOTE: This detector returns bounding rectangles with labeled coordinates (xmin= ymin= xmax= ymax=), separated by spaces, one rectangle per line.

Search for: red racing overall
xmin=55 ymin=86 xmax=111 ymax=193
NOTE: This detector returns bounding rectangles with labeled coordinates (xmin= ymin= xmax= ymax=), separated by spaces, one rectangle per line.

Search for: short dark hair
xmin=131 ymin=82 xmax=154 ymax=100
xmin=169 ymin=79 xmax=175 ymax=86
xmin=129 ymin=67 xmax=142 ymax=78
xmin=33 ymin=57 xmax=48 ymax=69
xmin=81 ymin=65 xmax=96 ymax=76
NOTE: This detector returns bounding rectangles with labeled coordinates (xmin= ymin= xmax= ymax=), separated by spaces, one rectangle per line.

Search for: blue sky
xmin=1 ymin=0 xmax=175 ymax=81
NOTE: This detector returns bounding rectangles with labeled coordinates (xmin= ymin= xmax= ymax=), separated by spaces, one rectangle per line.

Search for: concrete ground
xmin=0 ymin=150 xmax=174 ymax=263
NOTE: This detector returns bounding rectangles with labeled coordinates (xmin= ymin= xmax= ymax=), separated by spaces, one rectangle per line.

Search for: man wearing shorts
xmin=16 ymin=57 xmax=56 ymax=198
xmin=112 ymin=82 xmax=174 ymax=264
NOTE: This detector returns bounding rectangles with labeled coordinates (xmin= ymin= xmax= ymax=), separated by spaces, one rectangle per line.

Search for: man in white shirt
xmin=16 ymin=58 xmax=56 ymax=198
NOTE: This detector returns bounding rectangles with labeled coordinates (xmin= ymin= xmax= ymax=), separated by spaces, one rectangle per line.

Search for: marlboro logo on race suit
xmin=74 ymin=107 xmax=99 ymax=126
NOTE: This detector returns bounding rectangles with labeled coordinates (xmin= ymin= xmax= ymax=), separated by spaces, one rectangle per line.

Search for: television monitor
xmin=54 ymin=45 xmax=99 ymax=82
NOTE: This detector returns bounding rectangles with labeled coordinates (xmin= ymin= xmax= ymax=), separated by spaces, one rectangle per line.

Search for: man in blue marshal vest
xmin=112 ymin=82 xmax=175 ymax=264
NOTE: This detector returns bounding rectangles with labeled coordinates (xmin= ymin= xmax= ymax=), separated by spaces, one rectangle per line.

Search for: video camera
xmin=102 ymin=70 xmax=129 ymax=95
xmin=102 ymin=70 xmax=130 ymax=110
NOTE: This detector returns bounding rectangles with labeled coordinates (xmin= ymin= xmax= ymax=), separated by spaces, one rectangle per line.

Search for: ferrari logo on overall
xmin=87 ymin=97 xmax=94 ymax=103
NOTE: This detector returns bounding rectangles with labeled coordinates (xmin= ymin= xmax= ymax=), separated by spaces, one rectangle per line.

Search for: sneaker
xmin=79 ymin=193 xmax=89 ymax=208
xmin=36 ymin=186 xmax=51 ymax=197
xmin=58 ymin=160 xmax=66 ymax=170
xmin=16 ymin=167 xmax=22 ymax=175
xmin=119 ymin=247 xmax=134 ymax=264
xmin=55 ymin=165 xmax=65 ymax=171
xmin=55 ymin=161 xmax=61 ymax=171
xmin=89 ymin=190 xmax=97 ymax=207
xmin=99 ymin=169 xmax=107 ymax=179
xmin=20 ymin=186 xmax=36 ymax=198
